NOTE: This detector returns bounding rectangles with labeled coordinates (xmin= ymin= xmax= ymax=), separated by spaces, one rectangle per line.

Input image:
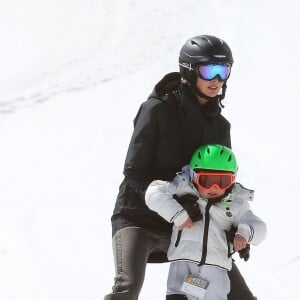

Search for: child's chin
xmin=207 ymin=193 xmax=219 ymax=198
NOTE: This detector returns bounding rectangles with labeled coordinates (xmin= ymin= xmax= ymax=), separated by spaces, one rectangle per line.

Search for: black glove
xmin=173 ymin=194 xmax=203 ymax=222
xmin=238 ymin=243 xmax=250 ymax=261
xmin=226 ymin=225 xmax=251 ymax=262
xmin=226 ymin=225 xmax=238 ymax=243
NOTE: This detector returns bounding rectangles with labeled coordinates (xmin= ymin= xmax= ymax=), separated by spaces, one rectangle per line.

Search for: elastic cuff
xmin=236 ymin=224 xmax=251 ymax=242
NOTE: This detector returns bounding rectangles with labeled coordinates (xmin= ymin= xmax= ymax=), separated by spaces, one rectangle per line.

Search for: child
xmin=145 ymin=144 xmax=267 ymax=300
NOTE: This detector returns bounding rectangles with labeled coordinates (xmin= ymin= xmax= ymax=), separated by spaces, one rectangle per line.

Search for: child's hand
xmin=178 ymin=217 xmax=194 ymax=229
xmin=234 ymin=234 xmax=247 ymax=251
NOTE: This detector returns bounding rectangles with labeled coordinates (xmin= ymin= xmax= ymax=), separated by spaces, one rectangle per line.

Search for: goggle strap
xmin=189 ymin=168 xmax=198 ymax=182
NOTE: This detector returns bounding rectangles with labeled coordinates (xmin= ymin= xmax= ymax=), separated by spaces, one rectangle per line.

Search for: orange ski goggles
xmin=193 ymin=171 xmax=235 ymax=190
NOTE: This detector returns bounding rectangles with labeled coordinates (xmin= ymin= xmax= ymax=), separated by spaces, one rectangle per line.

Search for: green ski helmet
xmin=189 ymin=144 xmax=238 ymax=173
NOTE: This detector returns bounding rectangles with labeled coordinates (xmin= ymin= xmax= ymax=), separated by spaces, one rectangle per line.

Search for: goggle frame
xmin=192 ymin=170 xmax=235 ymax=190
xmin=196 ymin=63 xmax=231 ymax=82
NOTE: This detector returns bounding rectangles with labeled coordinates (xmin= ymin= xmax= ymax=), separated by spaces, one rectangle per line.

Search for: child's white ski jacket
xmin=145 ymin=166 xmax=267 ymax=270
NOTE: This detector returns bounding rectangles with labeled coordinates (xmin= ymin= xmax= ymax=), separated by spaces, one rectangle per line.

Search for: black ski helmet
xmin=179 ymin=35 xmax=233 ymax=102
xmin=179 ymin=35 xmax=233 ymax=81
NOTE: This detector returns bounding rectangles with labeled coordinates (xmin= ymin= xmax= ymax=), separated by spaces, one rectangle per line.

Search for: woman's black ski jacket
xmin=111 ymin=77 xmax=231 ymax=239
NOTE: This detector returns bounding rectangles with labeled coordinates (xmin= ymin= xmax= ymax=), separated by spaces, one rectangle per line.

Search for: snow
xmin=0 ymin=0 xmax=299 ymax=299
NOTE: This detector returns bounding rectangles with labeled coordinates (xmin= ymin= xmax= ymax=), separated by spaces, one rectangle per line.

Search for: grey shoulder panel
xmin=232 ymin=182 xmax=254 ymax=201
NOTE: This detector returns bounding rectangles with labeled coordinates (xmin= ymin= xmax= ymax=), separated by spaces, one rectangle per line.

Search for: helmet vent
xmin=220 ymin=149 xmax=224 ymax=155
xmin=198 ymin=152 xmax=202 ymax=159
xmin=228 ymin=155 xmax=232 ymax=161
xmin=191 ymin=40 xmax=200 ymax=47
xmin=206 ymin=147 xmax=211 ymax=154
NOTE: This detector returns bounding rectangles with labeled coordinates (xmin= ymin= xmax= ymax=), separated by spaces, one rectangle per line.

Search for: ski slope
xmin=0 ymin=1 xmax=299 ymax=299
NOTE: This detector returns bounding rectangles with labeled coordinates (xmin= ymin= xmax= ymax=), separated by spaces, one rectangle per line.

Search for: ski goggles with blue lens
xmin=196 ymin=64 xmax=231 ymax=81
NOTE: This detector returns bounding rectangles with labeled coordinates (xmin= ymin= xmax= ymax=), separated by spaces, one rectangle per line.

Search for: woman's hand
xmin=234 ymin=234 xmax=247 ymax=251
xmin=178 ymin=217 xmax=194 ymax=229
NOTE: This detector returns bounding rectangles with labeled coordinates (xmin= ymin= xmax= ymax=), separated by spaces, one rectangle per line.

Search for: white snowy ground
xmin=0 ymin=1 xmax=299 ymax=299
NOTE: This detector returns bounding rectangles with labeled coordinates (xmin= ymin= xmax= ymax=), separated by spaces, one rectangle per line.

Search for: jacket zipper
xmin=199 ymin=201 xmax=212 ymax=266
xmin=175 ymin=229 xmax=182 ymax=247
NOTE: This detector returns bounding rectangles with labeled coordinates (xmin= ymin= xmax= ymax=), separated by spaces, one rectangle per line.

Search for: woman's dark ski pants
xmin=103 ymin=227 xmax=257 ymax=300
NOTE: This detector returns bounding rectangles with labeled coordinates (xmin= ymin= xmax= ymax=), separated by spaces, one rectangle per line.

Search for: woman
xmin=104 ymin=35 xmax=256 ymax=300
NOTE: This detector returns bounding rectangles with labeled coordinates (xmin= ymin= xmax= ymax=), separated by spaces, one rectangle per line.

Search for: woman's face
xmin=195 ymin=76 xmax=224 ymax=98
